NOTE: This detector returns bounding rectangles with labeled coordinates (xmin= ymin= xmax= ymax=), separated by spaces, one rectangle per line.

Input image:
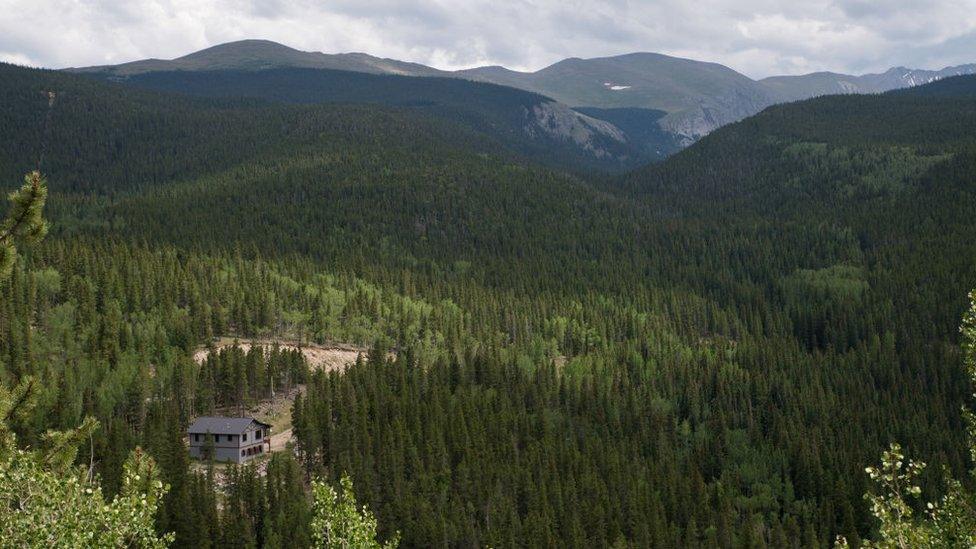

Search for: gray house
xmin=188 ymin=417 xmax=271 ymax=463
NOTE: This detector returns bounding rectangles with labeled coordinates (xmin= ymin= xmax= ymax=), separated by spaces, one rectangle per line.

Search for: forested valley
xmin=2 ymin=61 xmax=976 ymax=547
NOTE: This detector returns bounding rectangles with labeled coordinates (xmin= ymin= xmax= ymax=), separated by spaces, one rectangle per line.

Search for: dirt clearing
xmin=193 ymin=337 xmax=366 ymax=373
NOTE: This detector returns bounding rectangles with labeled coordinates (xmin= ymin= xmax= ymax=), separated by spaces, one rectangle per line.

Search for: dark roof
xmin=188 ymin=416 xmax=271 ymax=435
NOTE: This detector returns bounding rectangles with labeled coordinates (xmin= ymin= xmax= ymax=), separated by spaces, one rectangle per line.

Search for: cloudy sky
xmin=1 ymin=0 xmax=975 ymax=78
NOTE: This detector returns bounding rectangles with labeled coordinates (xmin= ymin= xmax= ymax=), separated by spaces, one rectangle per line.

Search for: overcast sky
xmin=1 ymin=0 xmax=974 ymax=78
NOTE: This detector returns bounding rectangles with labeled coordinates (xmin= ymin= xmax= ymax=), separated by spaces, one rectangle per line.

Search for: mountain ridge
xmin=760 ymin=64 xmax=976 ymax=102
xmin=68 ymin=39 xmax=976 ymax=143
xmin=71 ymin=39 xmax=451 ymax=77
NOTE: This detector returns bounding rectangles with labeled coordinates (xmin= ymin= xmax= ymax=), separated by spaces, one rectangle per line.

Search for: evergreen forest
xmin=2 ymin=60 xmax=976 ymax=547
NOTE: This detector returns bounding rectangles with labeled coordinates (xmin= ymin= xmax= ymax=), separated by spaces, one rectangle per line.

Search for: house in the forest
xmin=188 ymin=416 xmax=272 ymax=463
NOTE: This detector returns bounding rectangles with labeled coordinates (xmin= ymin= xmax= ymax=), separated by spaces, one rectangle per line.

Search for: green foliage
xmin=782 ymin=142 xmax=949 ymax=199
xmin=0 ymin=171 xmax=47 ymax=278
xmin=839 ymin=291 xmax=976 ymax=548
xmin=311 ymin=475 xmax=398 ymax=549
xmin=0 ymin=444 xmax=172 ymax=548
xmin=783 ymin=264 xmax=868 ymax=301
xmin=840 ymin=443 xmax=934 ymax=547
xmin=0 ymin=366 xmax=169 ymax=547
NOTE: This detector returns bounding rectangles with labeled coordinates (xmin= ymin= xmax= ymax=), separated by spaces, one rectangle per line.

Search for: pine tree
xmin=0 ymin=171 xmax=47 ymax=279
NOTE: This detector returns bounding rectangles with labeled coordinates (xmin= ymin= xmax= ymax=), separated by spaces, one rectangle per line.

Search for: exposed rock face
xmin=526 ymin=101 xmax=627 ymax=158
xmin=660 ymin=87 xmax=775 ymax=142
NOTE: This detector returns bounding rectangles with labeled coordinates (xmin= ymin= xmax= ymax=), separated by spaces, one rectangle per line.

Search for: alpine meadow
xmin=2 ymin=13 xmax=976 ymax=549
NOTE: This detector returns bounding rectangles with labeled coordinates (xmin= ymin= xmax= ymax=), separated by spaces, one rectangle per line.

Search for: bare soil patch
xmin=193 ymin=337 xmax=367 ymax=373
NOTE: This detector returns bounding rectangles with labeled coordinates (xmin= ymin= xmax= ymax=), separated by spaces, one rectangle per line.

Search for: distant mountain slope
xmin=459 ymin=52 xmax=775 ymax=142
xmin=462 ymin=54 xmax=976 ymax=141
xmin=460 ymin=53 xmax=759 ymax=111
xmin=888 ymin=74 xmax=976 ymax=98
xmin=0 ymin=62 xmax=511 ymax=195
xmin=760 ymin=65 xmax=976 ymax=101
xmin=70 ymin=39 xmax=449 ymax=77
xmin=70 ymin=43 xmax=776 ymax=144
xmin=68 ymin=39 xmax=976 ymax=145
xmin=76 ymin=67 xmax=674 ymax=171
xmin=618 ymin=73 xmax=976 ymax=214
xmin=573 ymin=107 xmax=681 ymax=160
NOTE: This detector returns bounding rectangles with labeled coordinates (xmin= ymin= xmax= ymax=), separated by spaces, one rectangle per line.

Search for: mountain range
xmin=71 ymin=39 xmax=976 ymax=145
xmin=6 ymin=35 xmax=976 ymax=547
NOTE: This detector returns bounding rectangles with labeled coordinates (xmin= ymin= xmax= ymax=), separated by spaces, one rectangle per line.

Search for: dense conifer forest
xmin=2 ymin=60 xmax=976 ymax=547
xmin=82 ymin=67 xmax=669 ymax=172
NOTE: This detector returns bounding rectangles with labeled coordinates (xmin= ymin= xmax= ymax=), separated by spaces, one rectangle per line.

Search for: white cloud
xmin=0 ymin=50 xmax=34 ymax=65
xmin=0 ymin=0 xmax=973 ymax=77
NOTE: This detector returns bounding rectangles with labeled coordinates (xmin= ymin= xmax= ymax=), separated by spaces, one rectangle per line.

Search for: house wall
xmin=187 ymin=420 xmax=271 ymax=464
xmin=188 ymin=433 xmax=269 ymax=463
xmin=189 ymin=444 xmax=251 ymax=463
xmin=188 ymin=432 xmax=246 ymax=449
xmin=241 ymin=425 xmax=269 ymax=445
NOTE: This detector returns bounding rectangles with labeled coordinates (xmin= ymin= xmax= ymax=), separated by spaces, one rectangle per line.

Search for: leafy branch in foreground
xmin=0 ymin=358 xmax=173 ymax=548
xmin=0 ymin=440 xmax=172 ymax=547
xmin=312 ymin=474 xmax=399 ymax=549
xmin=0 ymin=170 xmax=48 ymax=279
xmin=0 ymin=371 xmax=173 ymax=547
xmin=838 ymin=291 xmax=976 ymax=548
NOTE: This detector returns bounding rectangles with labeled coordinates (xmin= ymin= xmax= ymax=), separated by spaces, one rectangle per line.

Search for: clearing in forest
xmin=192 ymin=337 xmax=366 ymax=373
xmin=191 ymin=337 xmax=368 ymax=460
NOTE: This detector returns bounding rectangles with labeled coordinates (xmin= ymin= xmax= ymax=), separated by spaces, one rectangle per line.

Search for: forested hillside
xmin=80 ymin=66 xmax=663 ymax=172
xmin=889 ymin=74 xmax=976 ymax=98
xmin=2 ymin=59 xmax=976 ymax=547
xmin=0 ymin=63 xmax=507 ymax=195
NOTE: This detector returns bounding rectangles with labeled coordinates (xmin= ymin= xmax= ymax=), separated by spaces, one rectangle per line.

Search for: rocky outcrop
xmin=526 ymin=101 xmax=628 ymax=159
xmin=659 ymin=87 xmax=776 ymax=143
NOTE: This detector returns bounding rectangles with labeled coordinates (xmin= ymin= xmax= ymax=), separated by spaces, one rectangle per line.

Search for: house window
xmin=255 ymin=429 xmax=262 ymax=439
xmin=243 ymin=433 xmax=247 ymax=442
xmin=241 ymin=450 xmax=245 ymax=457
